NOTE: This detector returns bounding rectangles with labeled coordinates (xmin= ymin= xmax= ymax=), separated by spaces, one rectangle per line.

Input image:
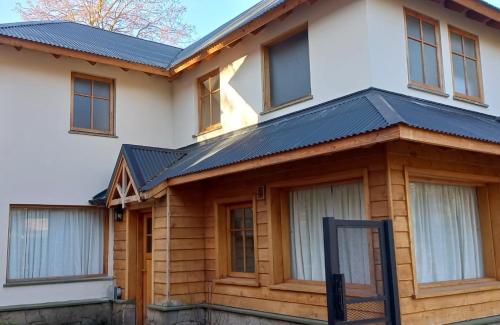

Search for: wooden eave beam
xmin=143 ymin=125 xmax=500 ymax=198
xmin=466 ymin=9 xmax=489 ymax=22
xmin=445 ymin=0 xmax=468 ymax=13
xmin=171 ymin=0 xmax=314 ymax=75
xmin=0 ymin=35 xmax=172 ymax=77
xmin=453 ymin=0 xmax=500 ymax=21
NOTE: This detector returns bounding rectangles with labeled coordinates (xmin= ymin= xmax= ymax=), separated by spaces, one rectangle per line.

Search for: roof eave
xmin=0 ymin=35 xmax=172 ymax=77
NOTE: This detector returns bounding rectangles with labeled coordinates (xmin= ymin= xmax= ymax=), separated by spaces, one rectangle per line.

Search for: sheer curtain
xmin=410 ymin=182 xmax=484 ymax=283
xmin=289 ymin=182 xmax=370 ymax=283
xmin=8 ymin=207 xmax=105 ymax=280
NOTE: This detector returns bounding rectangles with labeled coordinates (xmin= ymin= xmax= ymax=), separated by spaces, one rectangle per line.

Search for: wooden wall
xmin=164 ymin=146 xmax=389 ymax=320
xmin=387 ymin=141 xmax=500 ymax=324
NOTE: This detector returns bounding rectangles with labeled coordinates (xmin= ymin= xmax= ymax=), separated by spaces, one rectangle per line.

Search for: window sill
xmin=407 ymin=84 xmax=449 ymax=98
xmin=4 ymin=275 xmax=113 ymax=287
xmin=192 ymin=124 xmax=222 ymax=138
xmin=453 ymin=95 xmax=489 ymax=108
xmin=270 ymin=281 xmax=325 ymax=294
xmin=261 ymin=95 xmax=313 ymax=115
xmin=69 ymin=130 xmax=118 ymax=138
xmin=213 ymin=277 xmax=259 ymax=287
xmin=413 ymin=278 xmax=500 ymax=299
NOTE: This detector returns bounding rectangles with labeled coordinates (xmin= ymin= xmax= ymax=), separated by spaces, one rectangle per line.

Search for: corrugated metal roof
xmin=95 ymin=88 xmax=500 ymax=202
xmin=170 ymin=0 xmax=286 ymax=67
xmin=0 ymin=21 xmax=181 ymax=68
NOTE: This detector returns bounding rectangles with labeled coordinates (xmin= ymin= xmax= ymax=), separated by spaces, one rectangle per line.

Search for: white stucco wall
xmin=0 ymin=45 xmax=173 ymax=307
xmin=367 ymin=0 xmax=500 ymax=116
xmin=172 ymin=0 xmax=372 ymax=147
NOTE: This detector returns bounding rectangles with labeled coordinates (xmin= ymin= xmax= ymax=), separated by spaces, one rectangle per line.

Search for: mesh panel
xmin=346 ymin=300 xmax=385 ymax=321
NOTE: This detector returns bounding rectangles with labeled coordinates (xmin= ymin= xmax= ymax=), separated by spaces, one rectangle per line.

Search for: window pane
xmin=201 ymin=96 xmax=210 ymax=130
xmin=245 ymin=231 xmax=255 ymax=272
xmin=201 ymin=78 xmax=210 ymax=97
xmin=231 ymin=208 xmax=244 ymax=229
xmin=211 ymin=74 xmax=220 ymax=91
xmin=465 ymin=58 xmax=480 ymax=97
xmin=268 ymin=29 xmax=311 ymax=107
xmin=73 ymin=95 xmax=91 ymax=129
xmin=289 ymin=182 xmax=365 ymax=281
xmin=211 ymin=91 xmax=221 ymax=125
xmin=422 ymin=22 xmax=436 ymax=45
xmin=8 ymin=207 xmax=105 ymax=279
xmin=464 ymin=37 xmax=476 ymax=59
xmin=423 ymin=44 xmax=439 ymax=87
xmin=406 ymin=15 xmax=421 ymax=39
xmin=451 ymin=32 xmax=463 ymax=54
xmin=452 ymin=54 xmax=466 ymax=94
xmin=93 ymin=98 xmax=110 ymax=131
xmin=93 ymin=81 xmax=110 ymax=98
xmin=408 ymin=39 xmax=424 ymax=84
xmin=244 ymin=208 xmax=253 ymax=228
xmin=74 ymin=78 xmax=91 ymax=95
xmin=231 ymin=231 xmax=244 ymax=272
xmin=410 ymin=183 xmax=484 ymax=283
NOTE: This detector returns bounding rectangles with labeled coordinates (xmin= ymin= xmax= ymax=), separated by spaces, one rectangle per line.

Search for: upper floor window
xmin=71 ymin=73 xmax=115 ymax=136
xmin=198 ymin=69 xmax=221 ymax=133
xmin=405 ymin=9 xmax=443 ymax=92
xmin=263 ymin=27 xmax=311 ymax=111
xmin=449 ymin=27 xmax=484 ymax=103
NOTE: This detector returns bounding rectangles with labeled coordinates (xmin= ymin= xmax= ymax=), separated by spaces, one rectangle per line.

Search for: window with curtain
xmin=198 ymin=69 xmax=221 ymax=132
xmin=264 ymin=28 xmax=311 ymax=110
xmin=289 ymin=182 xmax=370 ymax=283
xmin=410 ymin=182 xmax=484 ymax=283
xmin=449 ymin=28 xmax=483 ymax=102
xmin=7 ymin=207 xmax=106 ymax=281
xmin=405 ymin=10 xmax=443 ymax=91
xmin=71 ymin=73 xmax=114 ymax=136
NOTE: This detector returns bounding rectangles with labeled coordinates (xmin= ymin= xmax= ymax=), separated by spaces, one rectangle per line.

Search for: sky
xmin=0 ymin=0 xmax=498 ymax=45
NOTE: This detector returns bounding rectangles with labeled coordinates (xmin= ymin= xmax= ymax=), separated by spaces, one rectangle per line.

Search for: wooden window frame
xmin=5 ymin=204 xmax=109 ymax=285
xmin=267 ymin=169 xmax=372 ymax=295
xmin=404 ymin=8 xmax=445 ymax=94
xmin=214 ymin=196 xmax=258 ymax=286
xmin=261 ymin=24 xmax=312 ymax=112
xmin=197 ymin=69 xmax=222 ymax=133
xmin=404 ymin=168 xmax=500 ymax=299
xmin=448 ymin=26 xmax=485 ymax=104
xmin=70 ymin=72 xmax=115 ymax=136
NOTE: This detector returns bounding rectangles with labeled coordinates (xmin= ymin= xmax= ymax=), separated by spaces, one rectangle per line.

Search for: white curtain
xmin=290 ymin=182 xmax=370 ymax=283
xmin=410 ymin=182 xmax=484 ymax=283
xmin=8 ymin=207 xmax=105 ymax=280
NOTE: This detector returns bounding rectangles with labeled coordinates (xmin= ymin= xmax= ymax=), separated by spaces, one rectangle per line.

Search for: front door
xmin=137 ymin=213 xmax=153 ymax=324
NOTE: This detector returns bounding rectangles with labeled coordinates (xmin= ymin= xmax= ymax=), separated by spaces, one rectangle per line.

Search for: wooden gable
xmin=107 ymin=157 xmax=141 ymax=207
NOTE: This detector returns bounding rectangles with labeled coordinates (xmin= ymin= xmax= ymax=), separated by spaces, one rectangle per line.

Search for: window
xmin=449 ymin=27 xmax=484 ymax=103
xmin=228 ymin=206 xmax=255 ymax=274
xmin=215 ymin=199 xmax=257 ymax=282
xmin=404 ymin=9 xmax=443 ymax=92
xmin=71 ymin=73 xmax=115 ymax=136
xmin=7 ymin=206 xmax=107 ymax=282
xmin=263 ymin=27 xmax=311 ymax=110
xmin=288 ymin=182 xmax=367 ymax=281
xmin=410 ymin=182 xmax=484 ymax=283
xmin=198 ymin=69 xmax=221 ymax=132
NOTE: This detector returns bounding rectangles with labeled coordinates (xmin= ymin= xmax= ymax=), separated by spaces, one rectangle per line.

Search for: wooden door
xmin=136 ymin=213 xmax=153 ymax=325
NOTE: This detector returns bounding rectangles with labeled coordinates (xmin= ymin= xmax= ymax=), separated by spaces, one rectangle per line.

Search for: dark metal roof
xmin=0 ymin=21 xmax=181 ymax=68
xmin=170 ymin=0 xmax=286 ymax=66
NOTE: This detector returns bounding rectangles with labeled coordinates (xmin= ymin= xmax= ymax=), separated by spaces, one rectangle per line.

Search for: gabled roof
xmin=0 ymin=21 xmax=181 ymax=72
xmin=98 ymin=88 xmax=500 ymax=199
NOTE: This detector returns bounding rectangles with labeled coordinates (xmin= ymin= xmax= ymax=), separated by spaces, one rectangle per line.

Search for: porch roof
xmin=97 ymin=88 xmax=500 ymax=204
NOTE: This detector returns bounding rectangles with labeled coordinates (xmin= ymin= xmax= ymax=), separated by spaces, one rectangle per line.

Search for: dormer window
xmin=198 ymin=69 xmax=221 ymax=133
xmin=404 ymin=9 xmax=444 ymax=93
xmin=449 ymin=27 xmax=484 ymax=104
xmin=263 ymin=26 xmax=312 ymax=111
xmin=71 ymin=73 xmax=115 ymax=136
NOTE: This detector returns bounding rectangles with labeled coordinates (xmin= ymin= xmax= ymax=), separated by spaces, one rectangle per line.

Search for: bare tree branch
xmin=16 ymin=0 xmax=195 ymax=45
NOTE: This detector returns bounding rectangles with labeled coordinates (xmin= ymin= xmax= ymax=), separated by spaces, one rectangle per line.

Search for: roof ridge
xmin=366 ymin=92 xmax=405 ymax=125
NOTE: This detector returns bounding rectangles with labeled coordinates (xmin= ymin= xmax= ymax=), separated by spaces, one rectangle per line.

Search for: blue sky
xmin=0 ymin=0 xmax=261 ymax=42
xmin=0 ymin=0 xmax=498 ymax=44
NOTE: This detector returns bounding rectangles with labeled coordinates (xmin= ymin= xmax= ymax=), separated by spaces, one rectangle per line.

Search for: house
xmin=1 ymin=0 xmax=500 ymax=324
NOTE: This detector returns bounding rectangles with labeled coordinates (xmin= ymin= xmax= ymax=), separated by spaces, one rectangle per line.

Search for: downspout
xmin=166 ymin=186 xmax=171 ymax=302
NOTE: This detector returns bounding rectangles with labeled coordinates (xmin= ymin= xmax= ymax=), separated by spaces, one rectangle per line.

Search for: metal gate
xmin=323 ymin=219 xmax=400 ymax=325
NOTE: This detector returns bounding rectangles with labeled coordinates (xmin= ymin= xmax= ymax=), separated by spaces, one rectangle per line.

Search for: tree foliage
xmin=16 ymin=0 xmax=194 ymax=45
